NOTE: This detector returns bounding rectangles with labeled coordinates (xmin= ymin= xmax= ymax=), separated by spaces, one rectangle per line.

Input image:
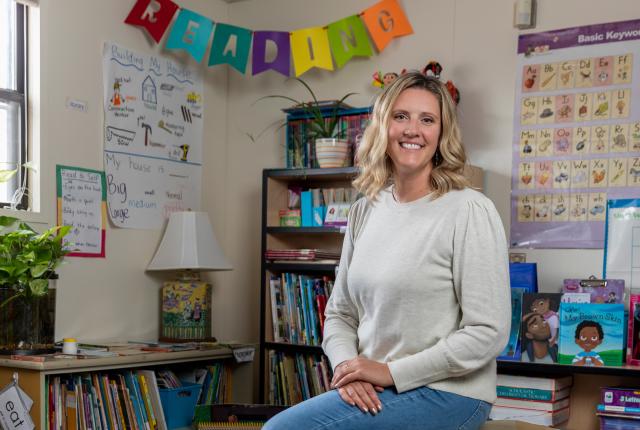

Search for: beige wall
xmin=0 ymin=0 xmax=232 ymax=342
xmin=3 ymin=0 xmax=638 ymax=395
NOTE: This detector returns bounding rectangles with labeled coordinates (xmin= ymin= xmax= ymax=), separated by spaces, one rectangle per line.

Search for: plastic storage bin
xmin=159 ymin=382 xmax=202 ymax=429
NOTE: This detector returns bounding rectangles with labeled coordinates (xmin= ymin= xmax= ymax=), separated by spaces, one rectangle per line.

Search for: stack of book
xmin=490 ymin=374 xmax=573 ymax=426
xmin=598 ymin=386 xmax=640 ymax=429
xmin=264 ymin=249 xmax=340 ymax=263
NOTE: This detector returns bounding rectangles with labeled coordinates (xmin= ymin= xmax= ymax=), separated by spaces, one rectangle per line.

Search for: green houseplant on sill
xmin=0 ymin=216 xmax=71 ymax=354
xmin=250 ymin=78 xmax=357 ymax=169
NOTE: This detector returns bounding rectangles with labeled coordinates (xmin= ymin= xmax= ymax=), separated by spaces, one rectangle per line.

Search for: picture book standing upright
xmin=558 ymin=303 xmax=625 ymax=366
xmin=628 ymin=294 xmax=640 ymax=366
xmin=521 ymin=293 xmax=562 ymax=363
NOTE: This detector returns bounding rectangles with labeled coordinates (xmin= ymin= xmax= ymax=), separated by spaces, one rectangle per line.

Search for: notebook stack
xmin=598 ymin=387 xmax=640 ymax=429
xmin=490 ymin=374 xmax=573 ymax=427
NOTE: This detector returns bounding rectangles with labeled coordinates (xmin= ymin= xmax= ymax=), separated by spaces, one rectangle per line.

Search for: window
xmin=0 ymin=0 xmax=27 ymax=209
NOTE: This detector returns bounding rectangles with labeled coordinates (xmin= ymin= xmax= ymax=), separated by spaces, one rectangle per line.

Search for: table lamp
xmin=147 ymin=211 xmax=232 ymax=342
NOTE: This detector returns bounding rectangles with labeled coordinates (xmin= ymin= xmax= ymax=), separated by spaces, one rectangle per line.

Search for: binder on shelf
xmin=300 ymin=191 xmax=313 ymax=227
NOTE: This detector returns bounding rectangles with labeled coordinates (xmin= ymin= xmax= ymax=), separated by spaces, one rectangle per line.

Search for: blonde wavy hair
xmin=353 ymin=71 xmax=469 ymax=201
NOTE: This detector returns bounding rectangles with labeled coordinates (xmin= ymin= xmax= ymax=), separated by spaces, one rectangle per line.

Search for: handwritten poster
xmin=56 ymin=165 xmax=106 ymax=258
xmin=102 ymin=42 xmax=203 ymax=229
xmin=510 ymin=19 xmax=640 ymax=249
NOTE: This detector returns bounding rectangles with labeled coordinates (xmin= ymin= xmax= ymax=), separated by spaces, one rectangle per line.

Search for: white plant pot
xmin=315 ymin=138 xmax=351 ymax=168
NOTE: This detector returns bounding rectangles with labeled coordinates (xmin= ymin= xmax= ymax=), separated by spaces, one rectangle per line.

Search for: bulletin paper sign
xmin=102 ymin=41 xmax=202 ymax=229
xmin=56 ymin=165 xmax=107 ymax=258
xmin=604 ymin=199 xmax=640 ymax=293
xmin=510 ymin=19 xmax=640 ymax=249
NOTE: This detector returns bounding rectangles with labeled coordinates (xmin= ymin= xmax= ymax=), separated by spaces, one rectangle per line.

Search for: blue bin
xmin=159 ymin=382 xmax=202 ymax=429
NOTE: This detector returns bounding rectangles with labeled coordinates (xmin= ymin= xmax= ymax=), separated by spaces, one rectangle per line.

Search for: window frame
xmin=0 ymin=2 xmax=28 ymax=209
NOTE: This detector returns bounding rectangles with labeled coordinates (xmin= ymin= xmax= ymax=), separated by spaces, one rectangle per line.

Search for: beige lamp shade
xmin=147 ymin=211 xmax=232 ymax=271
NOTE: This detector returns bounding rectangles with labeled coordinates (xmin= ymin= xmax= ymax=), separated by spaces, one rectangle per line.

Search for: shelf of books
xmin=260 ymin=168 xmax=356 ymax=405
xmin=0 ymin=348 xmax=246 ymax=429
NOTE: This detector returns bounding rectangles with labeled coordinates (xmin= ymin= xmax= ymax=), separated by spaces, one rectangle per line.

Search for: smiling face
xmin=576 ymin=325 xmax=603 ymax=352
xmin=386 ymin=88 xmax=441 ymax=181
xmin=530 ymin=298 xmax=550 ymax=314
xmin=527 ymin=314 xmax=551 ymax=340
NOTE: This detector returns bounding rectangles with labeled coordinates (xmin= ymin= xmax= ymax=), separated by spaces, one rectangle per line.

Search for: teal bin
xmin=159 ymin=382 xmax=202 ymax=429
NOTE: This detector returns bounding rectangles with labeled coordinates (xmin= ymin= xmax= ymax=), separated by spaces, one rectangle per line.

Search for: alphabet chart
xmin=102 ymin=42 xmax=203 ymax=229
xmin=511 ymin=19 xmax=640 ymax=248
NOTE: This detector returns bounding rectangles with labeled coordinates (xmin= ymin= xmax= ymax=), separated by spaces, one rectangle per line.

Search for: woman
xmin=264 ymin=72 xmax=510 ymax=429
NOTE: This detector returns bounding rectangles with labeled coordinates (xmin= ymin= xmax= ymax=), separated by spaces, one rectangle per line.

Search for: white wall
xmin=6 ymin=0 xmax=637 ymax=390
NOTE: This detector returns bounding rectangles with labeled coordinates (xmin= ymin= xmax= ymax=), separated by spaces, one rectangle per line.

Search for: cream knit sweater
xmin=322 ymin=187 xmax=511 ymax=403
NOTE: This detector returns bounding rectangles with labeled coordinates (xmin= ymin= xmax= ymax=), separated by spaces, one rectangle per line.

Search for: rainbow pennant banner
xmin=125 ymin=0 xmax=413 ymax=77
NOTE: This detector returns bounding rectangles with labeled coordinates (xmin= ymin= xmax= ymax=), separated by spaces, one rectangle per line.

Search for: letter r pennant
xmin=125 ymin=0 xmax=179 ymax=43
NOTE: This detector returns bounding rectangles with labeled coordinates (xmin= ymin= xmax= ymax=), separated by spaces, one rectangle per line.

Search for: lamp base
xmin=160 ymin=280 xmax=212 ymax=342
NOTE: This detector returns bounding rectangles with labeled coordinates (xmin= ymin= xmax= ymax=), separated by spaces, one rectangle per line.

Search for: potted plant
xmin=251 ymin=78 xmax=357 ymax=168
xmin=0 ymin=216 xmax=70 ymax=354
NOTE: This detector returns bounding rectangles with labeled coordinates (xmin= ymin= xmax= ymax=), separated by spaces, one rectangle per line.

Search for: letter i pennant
xmin=124 ymin=0 xmax=179 ymax=43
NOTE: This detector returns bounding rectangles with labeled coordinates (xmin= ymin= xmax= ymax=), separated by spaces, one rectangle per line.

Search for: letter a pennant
xmin=361 ymin=0 xmax=413 ymax=52
xmin=124 ymin=0 xmax=179 ymax=43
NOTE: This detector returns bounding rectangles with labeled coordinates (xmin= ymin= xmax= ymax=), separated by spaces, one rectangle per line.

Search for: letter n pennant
xmin=327 ymin=15 xmax=373 ymax=69
xmin=124 ymin=0 xmax=179 ymax=43
xmin=166 ymin=8 xmax=214 ymax=63
xmin=361 ymin=0 xmax=413 ymax=52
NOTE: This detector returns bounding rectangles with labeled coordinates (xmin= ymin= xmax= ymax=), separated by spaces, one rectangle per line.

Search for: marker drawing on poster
xmin=102 ymin=42 xmax=203 ymax=229
xmin=56 ymin=165 xmax=107 ymax=258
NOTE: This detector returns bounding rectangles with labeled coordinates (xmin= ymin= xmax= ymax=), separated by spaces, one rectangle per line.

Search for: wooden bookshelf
xmin=259 ymin=167 xmax=355 ymax=404
xmin=0 ymin=347 xmax=253 ymax=429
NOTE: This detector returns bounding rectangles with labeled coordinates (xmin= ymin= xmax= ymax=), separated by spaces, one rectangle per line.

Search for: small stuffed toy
xmin=372 ymin=71 xmax=400 ymax=89
xmin=422 ymin=61 xmax=442 ymax=79
xmin=371 ymin=60 xmax=461 ymax=105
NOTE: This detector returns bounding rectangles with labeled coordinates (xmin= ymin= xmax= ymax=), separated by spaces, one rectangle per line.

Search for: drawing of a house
xmin=142 ymin=75 xmax=157 ymax=104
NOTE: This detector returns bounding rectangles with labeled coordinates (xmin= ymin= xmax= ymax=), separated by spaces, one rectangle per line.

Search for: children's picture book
xmin=602 ymin=386 xmax=640 ymax=408
xmin=627 ymin=294 xmax=640 ymax=366
xmin=562 ymin=277 xmax=625 ymax=304
xmin=520 ymin=293 xmax=562 ymax=363
xmin=498 ymin=287 xmax=526 ymax=361
xmin=558 ymin=303 xmax=625 ymax=366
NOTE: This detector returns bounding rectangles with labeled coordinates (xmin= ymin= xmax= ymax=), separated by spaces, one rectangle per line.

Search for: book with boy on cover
xmin=558 ymin=303 xmax=625 ymax=366
xmin=520 ymin=293 xmax=562 ymax=363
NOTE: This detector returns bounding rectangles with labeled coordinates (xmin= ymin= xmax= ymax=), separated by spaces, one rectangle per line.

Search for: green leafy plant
xmin=248 ymin=77 xmax=357 ymax=143
xmin=0 ymin=216 xmax=71 ymax=308
xmin=0 ymin=161 xmax=37 ymax=210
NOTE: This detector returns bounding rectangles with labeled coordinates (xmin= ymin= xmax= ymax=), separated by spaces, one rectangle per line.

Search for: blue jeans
xmin=263 ymin=386 xmax=491 ymax=430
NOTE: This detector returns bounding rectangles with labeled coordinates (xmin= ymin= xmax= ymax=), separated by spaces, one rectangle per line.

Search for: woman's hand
xmin=336 ymin=380 xmax=384 ymax=414
xmin=331 ymin=357 xmax=394 ymax=390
